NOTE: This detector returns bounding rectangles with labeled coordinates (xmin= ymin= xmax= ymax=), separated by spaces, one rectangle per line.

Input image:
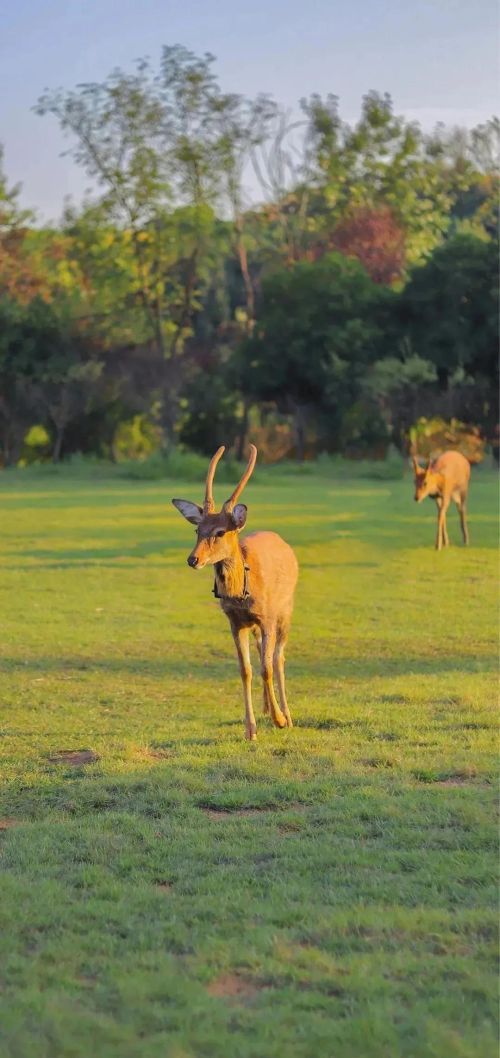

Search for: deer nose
xmin=187 ymin=554 xmax=199 ymax=568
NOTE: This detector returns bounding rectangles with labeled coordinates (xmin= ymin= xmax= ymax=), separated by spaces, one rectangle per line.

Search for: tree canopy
xmin=0 ymin=47 xmax=498 ymax=465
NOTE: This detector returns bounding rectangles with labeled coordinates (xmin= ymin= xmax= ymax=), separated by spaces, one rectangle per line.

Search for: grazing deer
xmin=172 ymin=445 xmax=298 ymax=740
xmin=412 ymin=450 xmax=471 ymax=550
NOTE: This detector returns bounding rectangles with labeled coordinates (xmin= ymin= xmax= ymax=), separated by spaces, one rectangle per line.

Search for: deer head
xmin=412 ymin=455 xmax=439 ymax=502
xmin=172 ymin=445 xmax=257 ymax=569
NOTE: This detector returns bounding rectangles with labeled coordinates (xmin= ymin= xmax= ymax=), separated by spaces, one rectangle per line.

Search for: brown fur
xmin=412 ymin=450 xmax=471 ymax=550
xmin=172 ymin=446 xmax=298 ymax=739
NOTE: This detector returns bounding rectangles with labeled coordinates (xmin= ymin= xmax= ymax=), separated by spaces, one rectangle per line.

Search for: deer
xmin=412 ymin=450 xmax=471 ymax=550
xmin=172 ymin=445 xmax=298 ymax=740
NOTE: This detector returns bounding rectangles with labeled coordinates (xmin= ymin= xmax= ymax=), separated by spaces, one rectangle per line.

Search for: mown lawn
xmin=0 ymin=466 xmax=498 ymax=1058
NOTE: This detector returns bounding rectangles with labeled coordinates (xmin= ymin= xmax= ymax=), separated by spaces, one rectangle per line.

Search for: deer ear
xmin=172 ymin=499 xmax=203 ymax=525
xmin=231 ymin=503 xmax=247 ymax=530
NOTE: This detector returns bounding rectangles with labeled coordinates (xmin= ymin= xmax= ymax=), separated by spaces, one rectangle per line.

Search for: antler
xmin=204 ymin=446 xmax=225 ymax=514
xmin=224 ymin=444 xmax=257 ymax=512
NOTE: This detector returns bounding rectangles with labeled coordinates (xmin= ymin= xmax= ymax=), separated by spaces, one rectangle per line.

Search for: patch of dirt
xmin=200 ymin=807 xmax=267 ymax=820
xmin=149 ymin=740 xmax=175 ymax=758
xmin=277 ymin=818 xmax=305 ymax=833
xmin=155 ymin=881 xmax=173 ymax=892
xmin=206 ymin=973 xmax=261 ymax=1002
xmin=297 ymin=718 xmax=349 ymax=731
xmin=371 ymin=731 xmax=400 ymax=742
xmin=433 ymin=777 xmax=476 ymax=787
xmin=430 ymin=696 xmax=463 ymax=707
xmin=48 ymin=749 xmax=99 ymax=766
xmin=415 ymin=771 xmax=489 ymax=787
xmin=0 ymin=818 xmax=22 ymax=830
xmin=199 ymin=802 xmax=307 ymax=820
xmin=181 ymin=737 xmax=216 ymax=747
xmin=148 ymin=748 xmax=173 ymax=760
xmin=358 ymin=757 xmax=396 ymax=769
xmin=458 ymin=722 xmax=494 ymax=731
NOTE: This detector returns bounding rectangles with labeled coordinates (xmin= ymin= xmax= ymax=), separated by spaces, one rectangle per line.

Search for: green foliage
xmin=116 ymin=448 xmax=250 ymax=483
xmin=408 ymin=417 xmax=486 ymax=463
xmin=401 ymin=234 xmax=499 ymax=384
xmin=0 ymin=48 xmax=498 ymax=465
xmin=113 ymin=415 xmax=162 ymax=461
xmin=232 ymin=253 xmax=385 ymax=455
xmin=0 ymin=472 xmax=497 ymax=1057
xmin=21 ymin=423 xmax=51 ymax=464
xmin=301 ymin=91 xmax=455 ymax=266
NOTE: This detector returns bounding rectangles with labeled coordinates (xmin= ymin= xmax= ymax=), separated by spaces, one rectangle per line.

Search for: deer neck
xmin=433 ymin=472 xmax=446 ymax=496
xmin=214 ymin=539 xmax=247 ymax=599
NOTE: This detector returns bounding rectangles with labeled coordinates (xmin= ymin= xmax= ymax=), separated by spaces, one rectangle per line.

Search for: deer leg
xmin=458 ymin=497 xmax=469 ymax=545
xmin=261 ymin=630 xmax=286 ymax=729
xmin=443 ymin=515 xmax=449 ymax=548
xmin=231 ymin=624 xmax=257 ymax=741
xmin=436 ymin=497 xmax=449 ymax=551
xmin=252 ymin=627 xmax=268 ymax=715
xmin=273 ymin=633 xmax=293 ymax=728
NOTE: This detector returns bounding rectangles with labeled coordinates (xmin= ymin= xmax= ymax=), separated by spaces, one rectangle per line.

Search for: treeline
xmin=0 ymin=46 xmax=498 ymax=466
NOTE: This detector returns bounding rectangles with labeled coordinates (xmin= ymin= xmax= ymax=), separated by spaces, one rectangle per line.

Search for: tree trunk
xmin=159 ymin=371 xmax=181 ymax=453
xmin=436 ymin=366 xmax=449 ymax=392
xmin=236 ymin=396 xmax=250 ymax=461
xmin=159 ymin=247 xmax=199 ymax=450
xmin=292 ymin=403 xmax=306 ymax=462
xmin=52 ymin=424 xmax=65 ymax=463
xmin=235 ymin=219 xmax=255 ymax=330
xmin=2 ymin=419 xmax=25 ymax=467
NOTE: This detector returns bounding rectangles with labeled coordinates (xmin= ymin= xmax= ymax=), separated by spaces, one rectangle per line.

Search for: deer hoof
xmin=273 ymin=712 xmax=287 ymax=729
xmin=245 ymin=726 xmax=257 ymax=741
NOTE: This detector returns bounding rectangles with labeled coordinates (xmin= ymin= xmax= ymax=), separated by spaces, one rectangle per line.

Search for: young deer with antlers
xmin=172 ymin=445 xmax=298 ymax=740
xmin=412 ymin=450 xmax=471 ymax=550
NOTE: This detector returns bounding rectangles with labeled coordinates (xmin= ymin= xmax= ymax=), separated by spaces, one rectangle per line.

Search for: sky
xmin=1 ymin=0 xmax=498 ymax=222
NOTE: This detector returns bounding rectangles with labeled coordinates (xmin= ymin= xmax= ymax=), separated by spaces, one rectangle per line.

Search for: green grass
xmin=0 ymin=466 xmax=498 ymax=1058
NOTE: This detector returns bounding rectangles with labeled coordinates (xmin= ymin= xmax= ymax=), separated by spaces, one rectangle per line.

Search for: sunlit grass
xmin=0 ymin=467 xmax=498 ymax=1057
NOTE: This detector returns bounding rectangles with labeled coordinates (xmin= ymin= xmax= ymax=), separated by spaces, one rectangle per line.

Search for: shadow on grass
xmin=2 ymin=652 xmax=497 ymax=680
xmin=2 ymin=506 xmax=498 ymax=580
xmin=5 ymin=539 xmax=182 ymax=564
xmin=0 ymin=751 xmax=495 ymax=829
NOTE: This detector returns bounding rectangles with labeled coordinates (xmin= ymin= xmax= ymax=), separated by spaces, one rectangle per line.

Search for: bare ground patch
xmin=200 ymin=807 xmax=269 ymax=820
xmin=48 ymin=749 xmax=100 ymax=766
xmin=358 ymin=757 xmax=397 ymax=769
xmin=206 ymin=973 xmax=263 ymax=1003
xmin=414 ymin=769 xmax=490 ymax=786
xmin=199 ymin=802 xmax=308 ymax=821
xmin=433 ymin=777 xmax=484 ymax=787
xmin=0 ymin=818 xmax=22 ymax=830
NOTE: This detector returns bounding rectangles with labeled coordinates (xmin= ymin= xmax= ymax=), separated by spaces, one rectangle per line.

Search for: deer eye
xmin=215 ymin=530 xmax=225 ymax=538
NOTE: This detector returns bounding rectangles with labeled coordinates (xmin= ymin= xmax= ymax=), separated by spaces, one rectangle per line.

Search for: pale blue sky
xmin=1 ymin=0 xmax=498 ymax=221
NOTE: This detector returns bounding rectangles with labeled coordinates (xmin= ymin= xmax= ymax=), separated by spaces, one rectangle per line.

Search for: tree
xmin=232 ymin=253 xmax=384 ymax=458
xmin=0 ymin=148 xmax=58 ymax=305
xmin=36 ymin=48 xmax=286 ymax=447
xmin=425 ymin=118 xmax=499 ymax=239
xmin=362 ymin=354 xmax=438 ymax=452
xmin=332 ymin=205 xmax=405 ymax=284
xmin=0 ymin=293 xmax=107 ymax=464
xmin=400 ymin=234 xmax=499 ymax=388
xmin=301 ymin=92 xmax=454 ymax=269
xmin=36 ymin=49 xmax=229 ymax=445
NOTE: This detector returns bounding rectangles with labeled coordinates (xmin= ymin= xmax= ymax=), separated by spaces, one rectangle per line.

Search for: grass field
xmin=0 ymin=466 xmax=498 ymax=1058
